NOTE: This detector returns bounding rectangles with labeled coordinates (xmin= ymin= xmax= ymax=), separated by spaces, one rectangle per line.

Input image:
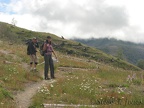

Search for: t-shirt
xmin=45 ymin=44 xmax=53 ymax=55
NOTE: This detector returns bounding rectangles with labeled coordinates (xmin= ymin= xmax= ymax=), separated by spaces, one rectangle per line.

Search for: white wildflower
xmin=1 ymin=102 xmax=4 ymax=105
xmin=98 ymin=86 xmax=102 ymax=88
xmin=44 ymin=87 xmax=47 ymax=89
xmin=41 ymin=89 xmax=44 ymax=93
xmin=50 ymin=84 xmax=54 ymax=88
xmin=121 ymin=97 xmax=125 ymax=99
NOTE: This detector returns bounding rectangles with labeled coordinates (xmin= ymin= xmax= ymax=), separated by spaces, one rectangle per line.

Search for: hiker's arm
xmin=43 ymin=43 xmax=47 ymax=51
xmin=52 ymin=47 xmax=57 ymax=59
xmin=53 ymin=50 xmax=57 ymax=59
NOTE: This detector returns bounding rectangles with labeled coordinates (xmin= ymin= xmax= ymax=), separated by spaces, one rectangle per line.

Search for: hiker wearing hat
xmin=27 ymin=37 xmax=39 ymax=71
xmin=43 ymin=36 xmax=57 ymax=80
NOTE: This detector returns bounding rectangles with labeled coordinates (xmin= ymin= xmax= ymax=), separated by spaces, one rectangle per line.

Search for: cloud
xmin=0 ymin=2 xmax=9 ymax=13
xmin=122 ymin=26 xmax=144 ymax=43
xmin=0 ymin=0 xmax=144 ymax=43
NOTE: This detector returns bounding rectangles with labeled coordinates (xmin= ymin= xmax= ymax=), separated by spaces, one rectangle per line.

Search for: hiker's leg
xmin=49 ymin=55 xmax=54 ymax=78
xmin=34 ymin=54 xmax=38 ymax=69
xmin=30 ymin=55 xmax=34 ymax=70
xmin=44 ymin=54 xmax=50 ymax=79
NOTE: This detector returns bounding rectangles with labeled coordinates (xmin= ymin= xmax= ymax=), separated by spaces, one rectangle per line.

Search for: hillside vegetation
xmin=32 ymin=56 xmax=144 ymax=108
xmin=0 ymin=21 xmax=140 ymax=71
xmin=0 ymin=21 xmax=144 ymax=108
xmin=74 ymin=38 xmax=144 ymax=65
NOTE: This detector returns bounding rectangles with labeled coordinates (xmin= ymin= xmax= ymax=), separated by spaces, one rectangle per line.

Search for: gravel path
xmin=14 ymin=79 xmax=56 ymax=108
xmin=0 ymin=50 xmax=57 ymax=108
xmin=13 ymin=62 xmax=56 ymax=108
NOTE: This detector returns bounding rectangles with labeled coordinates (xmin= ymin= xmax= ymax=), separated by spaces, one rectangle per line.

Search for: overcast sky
xmin=0 ymin=0 xmax=144 ymax=43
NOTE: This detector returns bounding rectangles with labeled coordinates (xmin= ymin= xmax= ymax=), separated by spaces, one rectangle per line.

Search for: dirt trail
xmin=0 ymin=49 xmax=58 ymax=108
xmin=0 ymin=49 xmax=57 ymax=108
xmin=14 ymin=62 xmax=56 ymax=108
xmin=58 ymin=66 xmax=98 ymax=72
xmin=14 ymin=80 xmax=56 ymax=108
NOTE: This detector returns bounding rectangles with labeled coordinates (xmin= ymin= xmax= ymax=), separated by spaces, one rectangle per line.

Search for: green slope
xmin=74 ymin=38 xmax=144 ymax=65
xmin=0 ymin=21 xmax=140 ymax=71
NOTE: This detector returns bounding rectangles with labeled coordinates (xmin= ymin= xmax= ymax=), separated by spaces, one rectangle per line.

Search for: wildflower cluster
xmin=116 ymin=87 xmax=126 ymax=94
xmin=3 ymin=67 xmax=19 ymax=81
xmin=38 ymin=86 xmax=50 ymax=95
xmin=80 ymin=81 xmax=91 ymax=91
xmin=77 ymin=78 xmax=99 ymax=96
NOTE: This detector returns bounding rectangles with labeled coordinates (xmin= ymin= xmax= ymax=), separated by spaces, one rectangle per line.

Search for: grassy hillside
xmin=74 ymin=38 xmax=144 ymax=65
xmin=0 ymin=21 xmax=144 ymax=108
xmin=31 ymin=53 xmax=144 ymax=108
xmin=0 ymin=21 xmax=140 ymax=71
xmin=0 ymin=41 xmax=144 ymax=108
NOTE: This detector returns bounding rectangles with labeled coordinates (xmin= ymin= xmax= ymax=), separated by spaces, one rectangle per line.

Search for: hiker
xmin=61 ymin=36 xmax=65 ymax=39
xmin=27 ymin=37 xmax=39 ymax=71
xmin=43 ymin=36 xmax=57 ymax=80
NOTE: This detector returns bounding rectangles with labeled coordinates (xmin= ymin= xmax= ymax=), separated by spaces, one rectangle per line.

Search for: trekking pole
xmin=37 ymin=61 xmax=45 ymax=66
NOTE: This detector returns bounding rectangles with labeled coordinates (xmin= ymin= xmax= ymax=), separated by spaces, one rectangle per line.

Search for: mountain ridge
xmin=74 ymin=37 xmax=144 ymax=65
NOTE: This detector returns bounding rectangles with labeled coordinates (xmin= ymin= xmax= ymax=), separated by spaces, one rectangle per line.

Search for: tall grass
xmin=30 ymin=55 xmax=144 ymax=108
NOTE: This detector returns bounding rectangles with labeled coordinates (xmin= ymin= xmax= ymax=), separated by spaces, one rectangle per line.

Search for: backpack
xmin=27 ymin=43 xmax=30 ymax=55
xmin=27 ymin=46 xmax=30 ymax=55
xmin=40 ymin=42 xmax=45 ymax=56
xmin=26 ymin=39 xmax=31 ymax=55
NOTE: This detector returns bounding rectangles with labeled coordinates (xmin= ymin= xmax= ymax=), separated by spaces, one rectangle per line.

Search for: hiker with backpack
xmin=27 ymin=37 xmax=39 ymax=71
xmin=43 ymin=36 xmax=57 ymax=80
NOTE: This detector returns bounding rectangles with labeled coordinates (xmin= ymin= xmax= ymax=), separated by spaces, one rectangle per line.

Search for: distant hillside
xmin=0 ymin=21 xmax=141 ymax=70
xmin=74 ymin=38 xmax=144 ymax=65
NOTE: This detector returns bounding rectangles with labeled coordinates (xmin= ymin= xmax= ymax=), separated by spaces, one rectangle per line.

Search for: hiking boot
xmin=33 ymin=68 xmax=38 ymax=72
xmin=51 ymin=77 xmax=56 ymax=79
xmin=45 ymin=77 xmax=50 ymax=80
